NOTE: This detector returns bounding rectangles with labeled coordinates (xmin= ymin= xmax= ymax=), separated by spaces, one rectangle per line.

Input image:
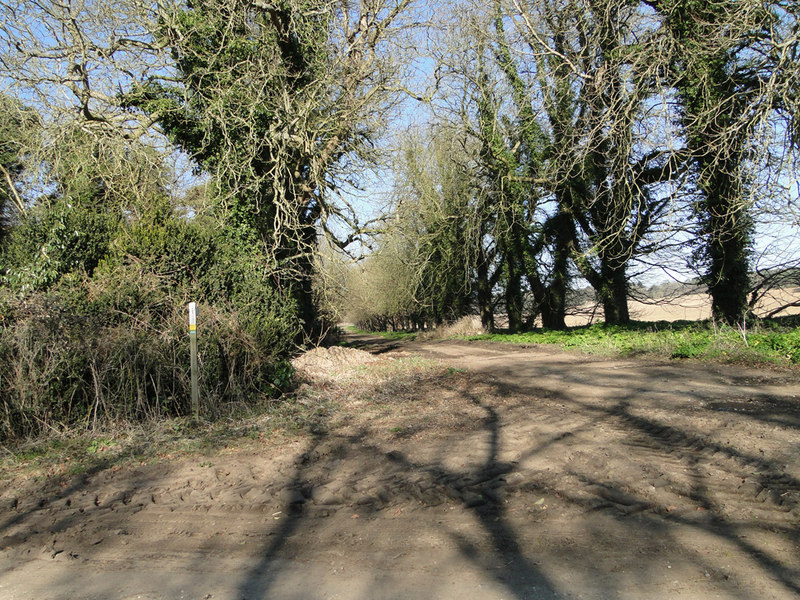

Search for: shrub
xmin=0 ymin=267 xmax=297 ymax=443
xmin=751 ymin=329 xmax=800 ymax=363
xmin=0 ymin=191 xmax=306 ymax=443
xmin=1 ymin=199 xmax=120 ymax=291
xmin=103 ymin=217 xmax=302 ymax=354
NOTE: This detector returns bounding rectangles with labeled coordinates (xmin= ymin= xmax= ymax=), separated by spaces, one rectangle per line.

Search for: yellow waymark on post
xmin=189 ymin=302 xmax=199 ymax=419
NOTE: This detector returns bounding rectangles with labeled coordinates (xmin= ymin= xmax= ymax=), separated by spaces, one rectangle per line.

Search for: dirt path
xmin=1 ymin=335 xmax=799 ymax=600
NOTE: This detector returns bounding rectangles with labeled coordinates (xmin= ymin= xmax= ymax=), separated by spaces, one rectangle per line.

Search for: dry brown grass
xmin=420 ymin=316 xmax=487 ymax=339
xmin=289 ymin=345 xmax=499 ymax=440
xmin=291 ymin=346 xmax=380 ymax=383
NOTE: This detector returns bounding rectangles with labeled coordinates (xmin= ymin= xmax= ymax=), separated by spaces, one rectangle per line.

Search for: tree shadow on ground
xmin=461 ymin=346 xmax=800 ymax=597
xmin=233 ymin=339 xmax=800 ymax=598
xmin=235 ymin=388 xmax=562 ymax=600
xmin=2 ymin=336 xmax=798 ymax=599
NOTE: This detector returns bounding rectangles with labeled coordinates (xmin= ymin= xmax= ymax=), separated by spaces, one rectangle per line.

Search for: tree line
xmin=345 ymin=0 xmax=800 ymax=332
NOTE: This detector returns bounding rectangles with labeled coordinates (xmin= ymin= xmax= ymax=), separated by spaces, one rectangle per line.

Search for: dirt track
xmin=1 ymin=335 xmax=799 ymax=600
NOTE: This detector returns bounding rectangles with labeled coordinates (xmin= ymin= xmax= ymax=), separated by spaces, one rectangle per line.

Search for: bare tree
xmin=0 ymin=1 xmax=178 ymax=214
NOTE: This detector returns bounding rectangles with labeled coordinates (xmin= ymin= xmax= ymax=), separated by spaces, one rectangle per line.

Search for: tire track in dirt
xmin=389 ymin=338 xmax=800 ymax=595
xmin=608 ymin=407 xmax=800 ymax=519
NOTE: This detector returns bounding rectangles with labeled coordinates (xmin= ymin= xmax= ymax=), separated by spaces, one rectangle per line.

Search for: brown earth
xmin=1 ymin=335 xmax=800 ymax=600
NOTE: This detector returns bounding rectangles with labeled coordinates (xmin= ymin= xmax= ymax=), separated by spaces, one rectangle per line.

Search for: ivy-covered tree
xmin=125 ymin=0 xmax=412 ymax=333
xmin=649 ymin=0 xmax=800 ymax=324
xmin=508 ymin=0 xmax=675 ymax=326
xmin=489 ymin=0 xmax=567 ymax=330
xmin=396 ymin=128 xmax=480 ymax=325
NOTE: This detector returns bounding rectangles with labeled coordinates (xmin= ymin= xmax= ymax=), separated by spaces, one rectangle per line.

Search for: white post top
xmin=189 ymin=302 xmax=197 ymax=330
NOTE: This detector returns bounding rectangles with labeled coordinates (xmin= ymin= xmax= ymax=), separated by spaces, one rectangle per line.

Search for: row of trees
xmin=3 ymin=1 xmax=797 ymax=336
xmin=0 ymin=0 xmax=412 ymax=326
xmin=346 ymin=0 xmax=800 ymax=331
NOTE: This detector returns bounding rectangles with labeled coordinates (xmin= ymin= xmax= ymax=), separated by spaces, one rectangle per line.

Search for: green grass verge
xmin=465 ymin=320 xmax=800 ymax=365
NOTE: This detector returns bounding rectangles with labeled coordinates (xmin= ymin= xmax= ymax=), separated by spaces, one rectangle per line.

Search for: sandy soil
xmin=1 ymin=335 xmax=799 ymax=600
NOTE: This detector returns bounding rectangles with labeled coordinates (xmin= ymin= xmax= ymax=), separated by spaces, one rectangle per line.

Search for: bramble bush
xmin=0 ymin=264 xmax=298 ymax=442
xmin=0 ymin=198 xmax=302 ymax=442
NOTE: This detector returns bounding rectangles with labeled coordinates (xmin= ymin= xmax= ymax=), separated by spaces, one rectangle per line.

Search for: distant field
xmin=346 ymin=287 xmax=800 ymax=333
xmin=564 ymin=286 xmax=800 ymax=326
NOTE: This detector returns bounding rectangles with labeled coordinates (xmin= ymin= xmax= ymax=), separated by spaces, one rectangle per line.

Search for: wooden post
xmin=189 ymin=302 xmax=199 ymax=421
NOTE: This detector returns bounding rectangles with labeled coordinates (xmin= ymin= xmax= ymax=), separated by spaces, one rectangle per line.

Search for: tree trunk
xmin=704 ymin=183 xmax=751 ymax=325
xmin=505 ymin=274 xmax=524 ymax=332
xmin=288 ymin=219 xmax=321 ymax=339
xmin=503 ymin=238 xmax=525 ymax=333
xmin=540 ymin=211 xmax=571 ymax=330
xmin=598 ymin=264 xmax=630 ymax=326
xmin=476 ymin=247 xmax=495 ymax=331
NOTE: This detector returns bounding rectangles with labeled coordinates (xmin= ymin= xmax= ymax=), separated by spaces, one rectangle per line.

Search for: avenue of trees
xmin=0 ymin=0 xmax=797 ymax=437
xmin=347 ymin=0 xmax=800 ymax=331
